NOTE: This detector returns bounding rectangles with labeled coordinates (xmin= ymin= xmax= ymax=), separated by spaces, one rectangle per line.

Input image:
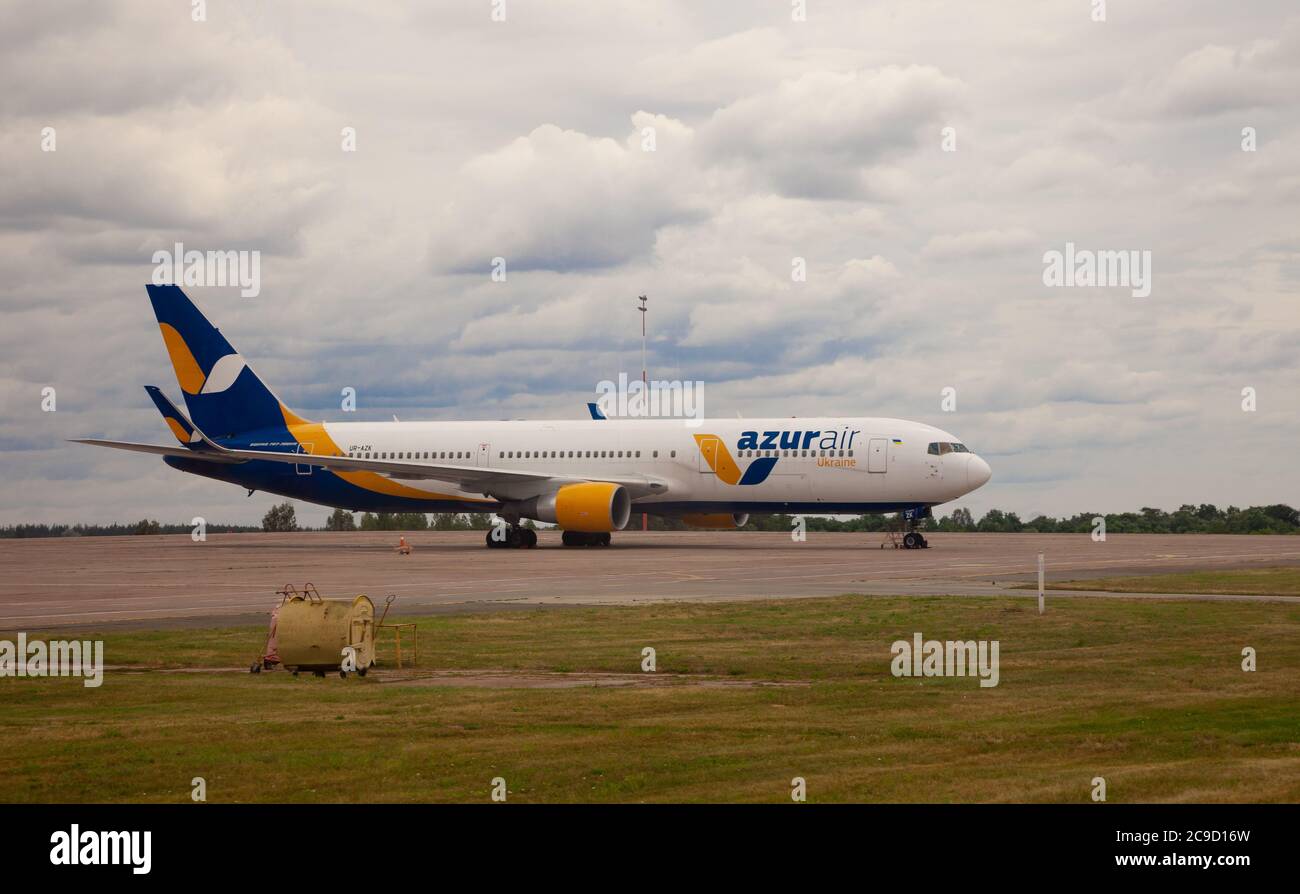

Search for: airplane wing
xmin=71 ymin=438 xmax=670 ymax=501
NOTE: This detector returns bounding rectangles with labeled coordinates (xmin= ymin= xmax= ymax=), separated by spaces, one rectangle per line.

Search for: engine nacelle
xmin=681 ymin=512 xmax=750 ymax=529
xmin=512 ymin=482 xmax=631 ymax=532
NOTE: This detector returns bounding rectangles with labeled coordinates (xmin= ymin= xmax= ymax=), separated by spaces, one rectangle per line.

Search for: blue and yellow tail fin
xmin=145 ymin=285 xmax=310 ymax=439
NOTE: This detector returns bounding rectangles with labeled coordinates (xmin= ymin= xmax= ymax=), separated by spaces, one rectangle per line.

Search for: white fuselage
xmin=273 ymin=415 xmax=991 ymax=514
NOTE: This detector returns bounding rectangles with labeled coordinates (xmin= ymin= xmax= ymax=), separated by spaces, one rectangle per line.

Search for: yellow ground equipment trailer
xmin=272 ymin=584 xmax=376 ymax=678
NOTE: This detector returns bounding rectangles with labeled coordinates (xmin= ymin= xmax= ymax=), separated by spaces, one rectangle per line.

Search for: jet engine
xmin=511 ymin=482 xmax=631 ymax=532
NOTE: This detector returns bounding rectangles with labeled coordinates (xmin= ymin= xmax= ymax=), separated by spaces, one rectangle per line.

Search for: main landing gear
xmin=562 ymin=530 xmax=611 ymax=548
xmin=485 ymin=525 xmax=538 ymax=549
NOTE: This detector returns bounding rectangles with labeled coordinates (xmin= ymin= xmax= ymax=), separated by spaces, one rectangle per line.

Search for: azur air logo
xmin=694 ymin=427 xmax=861 ymax=485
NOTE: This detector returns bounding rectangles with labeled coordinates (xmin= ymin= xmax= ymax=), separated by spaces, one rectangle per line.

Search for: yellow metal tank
xmin=277 ymin=593 xmax=375 ymax=676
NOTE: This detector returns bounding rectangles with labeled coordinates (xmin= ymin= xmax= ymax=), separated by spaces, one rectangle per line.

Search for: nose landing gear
xmin=881 ymin=507 xmax=931 ymax=549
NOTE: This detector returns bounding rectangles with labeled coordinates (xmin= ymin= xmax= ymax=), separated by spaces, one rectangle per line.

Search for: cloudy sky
xmin=1 ymin=0 xmax=1297 ymax=526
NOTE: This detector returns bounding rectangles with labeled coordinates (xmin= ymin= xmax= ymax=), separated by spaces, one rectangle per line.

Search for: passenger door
xmin=867 ymin=438 xmax=888 ymax=473
xmin=696 ymin=437 xmax=722 ymax=474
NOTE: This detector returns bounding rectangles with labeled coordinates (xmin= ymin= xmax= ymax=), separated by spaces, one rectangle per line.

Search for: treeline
xmin=5 ymin=503 xmax=1296 ymax=538
xmin=0 ymin=520 xmax=263 ymax=538
xmin=272 ymin=505 xmax=502 ymax=532
xmin=735 ymin=504 xmax=1300 ymax=536
xmin=324 ymin=508 xmax=497 ymax=532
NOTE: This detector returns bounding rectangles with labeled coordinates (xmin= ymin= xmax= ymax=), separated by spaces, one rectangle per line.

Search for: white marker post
xmin=1037 ymin=553 xmax=1045 ymax=614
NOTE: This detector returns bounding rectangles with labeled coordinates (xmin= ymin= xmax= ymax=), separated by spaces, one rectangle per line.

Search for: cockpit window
xmin=928 ymin=442 xmax=970 ymax=455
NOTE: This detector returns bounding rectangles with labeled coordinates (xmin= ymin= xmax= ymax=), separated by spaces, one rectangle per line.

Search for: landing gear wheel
xmin=599 ymin=532 xmax=611 ymax=547
xmin=903 ymin=531 xmax=922 ymax=550
xmin=487 ymin=524 xmax=538 ymax=548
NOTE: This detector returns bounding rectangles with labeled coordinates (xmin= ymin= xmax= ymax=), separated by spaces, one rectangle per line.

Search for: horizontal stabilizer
xmin=69 ymin=439 xmax=243 ymax=463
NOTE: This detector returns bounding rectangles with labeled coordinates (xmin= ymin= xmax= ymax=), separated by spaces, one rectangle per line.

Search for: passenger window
xmin=671 ymin=450 xmax=676 ymax=458
xmin=653 ymin=450 xmax=658 ymax=458
xmin=848 ymin=450 xmax=854 ymax=457
xmin=635 ymin=450 xmax=641 ymax=458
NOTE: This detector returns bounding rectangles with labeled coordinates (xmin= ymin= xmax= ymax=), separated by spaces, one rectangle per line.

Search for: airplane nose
xmin=967 ymin=455 xmax=992 ymax=489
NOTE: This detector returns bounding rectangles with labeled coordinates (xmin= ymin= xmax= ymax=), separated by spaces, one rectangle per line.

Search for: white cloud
xmin=429 ymin=121 xmax=704 ymax=272
xmin=700 ymin=66 xmax=964 ymax=198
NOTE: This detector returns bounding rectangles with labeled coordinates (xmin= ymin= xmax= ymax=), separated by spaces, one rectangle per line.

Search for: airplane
xmin=74 ymin=285 xmax=991 ymax=549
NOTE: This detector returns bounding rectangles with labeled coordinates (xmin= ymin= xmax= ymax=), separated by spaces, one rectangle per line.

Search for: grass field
xmin=1038 ymin=567 xmax=1300 ymax=597
xmin=2 ymin=594 xmax=1298 ymax=803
